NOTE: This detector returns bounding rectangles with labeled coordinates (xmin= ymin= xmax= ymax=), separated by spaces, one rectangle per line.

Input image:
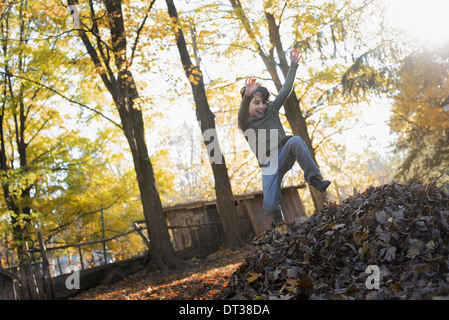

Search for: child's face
xmin=249 ymin=93 xmax=267 ymax=118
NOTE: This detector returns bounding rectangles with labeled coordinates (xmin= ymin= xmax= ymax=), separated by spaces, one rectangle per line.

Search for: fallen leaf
xmin=375 ymin=211 xmax=387 ymax=224
xmin=354 ymin=229 xmax=370 ymax=245
xmin=273 ymin=268 xmax=281 ymax=280
xmin=407 ymin=239 xmax=423 ymax=259
xmin=247 ymin=273 xmax=261 ymax=283
xmin=380 ymin=246 xmax=396 ymax=262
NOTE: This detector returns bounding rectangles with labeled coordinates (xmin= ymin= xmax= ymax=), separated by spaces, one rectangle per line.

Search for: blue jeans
xmin=261 ymin=136 xmax=322 ymax=223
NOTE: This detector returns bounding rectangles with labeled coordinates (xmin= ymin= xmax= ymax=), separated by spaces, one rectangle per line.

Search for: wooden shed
xmin=164 ymin=184 xmax=307 ymax=251
xmin=164 ymin=199 xmax=227 ymax=251
xmin=0 ymin=268 xmax=19 ymax=300
xmin=234 ymin=184 xmax=307 ymax=235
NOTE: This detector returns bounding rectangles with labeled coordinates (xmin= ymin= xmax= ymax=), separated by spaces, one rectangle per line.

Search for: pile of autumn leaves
xmin=219 ymin=181 xmax=449 ymax=300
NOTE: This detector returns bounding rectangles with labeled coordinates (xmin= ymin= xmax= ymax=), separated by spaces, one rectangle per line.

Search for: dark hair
xmin=240 ymin=85 xmax=270 ymax=104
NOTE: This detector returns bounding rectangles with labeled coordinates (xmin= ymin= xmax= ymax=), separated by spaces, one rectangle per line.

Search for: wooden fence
xmin=3 ymin=185 xmax=306 ymax=299
xmin=36 ymin=228 xmax=142 ymax=272
xmin=6 ymin=219 xmax=221 ymax=299
xmin=6 ymin=228 xmax=140 ymax=300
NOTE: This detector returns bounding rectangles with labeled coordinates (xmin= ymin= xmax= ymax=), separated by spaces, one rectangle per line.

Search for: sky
xmin=339 ymin=0 xmax=449 ymax=154
xmin=385 ymin=0 xmax=449 ymax=46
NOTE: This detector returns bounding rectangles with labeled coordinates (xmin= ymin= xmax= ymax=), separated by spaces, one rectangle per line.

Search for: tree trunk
xmin=166 ymin=0 xmax=246 ymax=249
xmin=1 ymin=184 xmax=31 ymax=264
xmin=116 ymin=83 xmax=182 ymax=271
xmin=0 ymin=101 xmax=33 ymax=264
xmin=69 ymin=0 xmax=184 ymax=270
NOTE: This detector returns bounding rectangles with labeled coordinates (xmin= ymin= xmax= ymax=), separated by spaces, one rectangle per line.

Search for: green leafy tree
xmin=0 ymin=0 xmax=77 ymax=263
xmin=0 ymin=0 xmax=177 ymax=267
xmin=389 ymin=48 xmax=449 ymax=186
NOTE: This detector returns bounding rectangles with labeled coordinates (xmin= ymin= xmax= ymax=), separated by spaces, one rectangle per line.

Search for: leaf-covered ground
xmin=73 ymin=181 xmax=449 ymax=301
xmin=71 ymin=248 xmax=250 ymax=300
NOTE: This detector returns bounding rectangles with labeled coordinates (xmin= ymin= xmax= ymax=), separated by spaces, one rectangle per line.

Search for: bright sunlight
xmin=385 ymin=0 xmax=449 ymax=46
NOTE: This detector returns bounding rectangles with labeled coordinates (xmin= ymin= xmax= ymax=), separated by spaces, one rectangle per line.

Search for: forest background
xmin=0 ymin=0 xmax=448 ymax=271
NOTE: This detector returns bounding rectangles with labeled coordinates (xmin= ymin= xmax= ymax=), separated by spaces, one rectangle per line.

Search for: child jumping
xmin=238 ymin=48 xmax=331 ymax=227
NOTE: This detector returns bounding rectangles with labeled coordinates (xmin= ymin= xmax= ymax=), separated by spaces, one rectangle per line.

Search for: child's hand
xmin=244 ymin=77 xmax=260 ymax=97
xmin=290 ymin=48 xmax=302 ymax=64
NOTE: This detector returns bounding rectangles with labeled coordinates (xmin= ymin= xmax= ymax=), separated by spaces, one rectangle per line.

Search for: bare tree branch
xmin=130 ymin=0 xmax=156 ymax=67
xmin=0 ymin=70 xmax=123 ymax=130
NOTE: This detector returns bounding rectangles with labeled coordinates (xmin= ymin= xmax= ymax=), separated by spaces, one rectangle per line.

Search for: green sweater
xmin=238 ymin=62 xmax=298 ymax=165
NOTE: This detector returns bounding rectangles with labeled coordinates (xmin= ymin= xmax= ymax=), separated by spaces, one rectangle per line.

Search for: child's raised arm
xmin=238 ymin=77 xmax=259 ymax=131
xmin=270 ymin=48 xmax=302 ymax=111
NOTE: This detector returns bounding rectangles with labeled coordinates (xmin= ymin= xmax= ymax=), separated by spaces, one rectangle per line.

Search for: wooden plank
xmin=0 ymin=281 xmax=4 ymax=300
xmin=0 ymin=278 xmax=15 ymax=300
xmin=33 ymin=264 xmax=45 ymax=300
xmin=242 ymin=187 xmax=307 ymax=235
xmin=133 ymin=222 xmax=151 ymax=249
xmin=10 ymin=267 xmax=21 ymax=300
xmin=18 ymin=266 xmax=30 ymax=300
xmin=280 ymin=189 xmax=300 ymax=223
xmin=8 ymin=278 xmax=17 ymax=300
xmin=243 ymin=198 xmax=271 ymax=235
xmin=290 ymin=188 xmax=306 ymax=217
xmin=24 ymin=243 xmax=38 ymax=300
xmin=25 ymin=268 xmax=38 ymax=300
xmin=235 ymin=201 xmax=256 ymax=237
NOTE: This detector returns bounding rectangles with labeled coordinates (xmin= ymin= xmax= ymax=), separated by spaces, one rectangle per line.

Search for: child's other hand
xmin=290 ymin=48 xmax=302 ymax=64
xmin=244 ymin=77 xmax=260 ymax=97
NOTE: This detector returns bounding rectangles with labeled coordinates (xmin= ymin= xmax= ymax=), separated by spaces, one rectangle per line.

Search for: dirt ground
xmin=71 ymin=246 xmax=251 ymax=300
